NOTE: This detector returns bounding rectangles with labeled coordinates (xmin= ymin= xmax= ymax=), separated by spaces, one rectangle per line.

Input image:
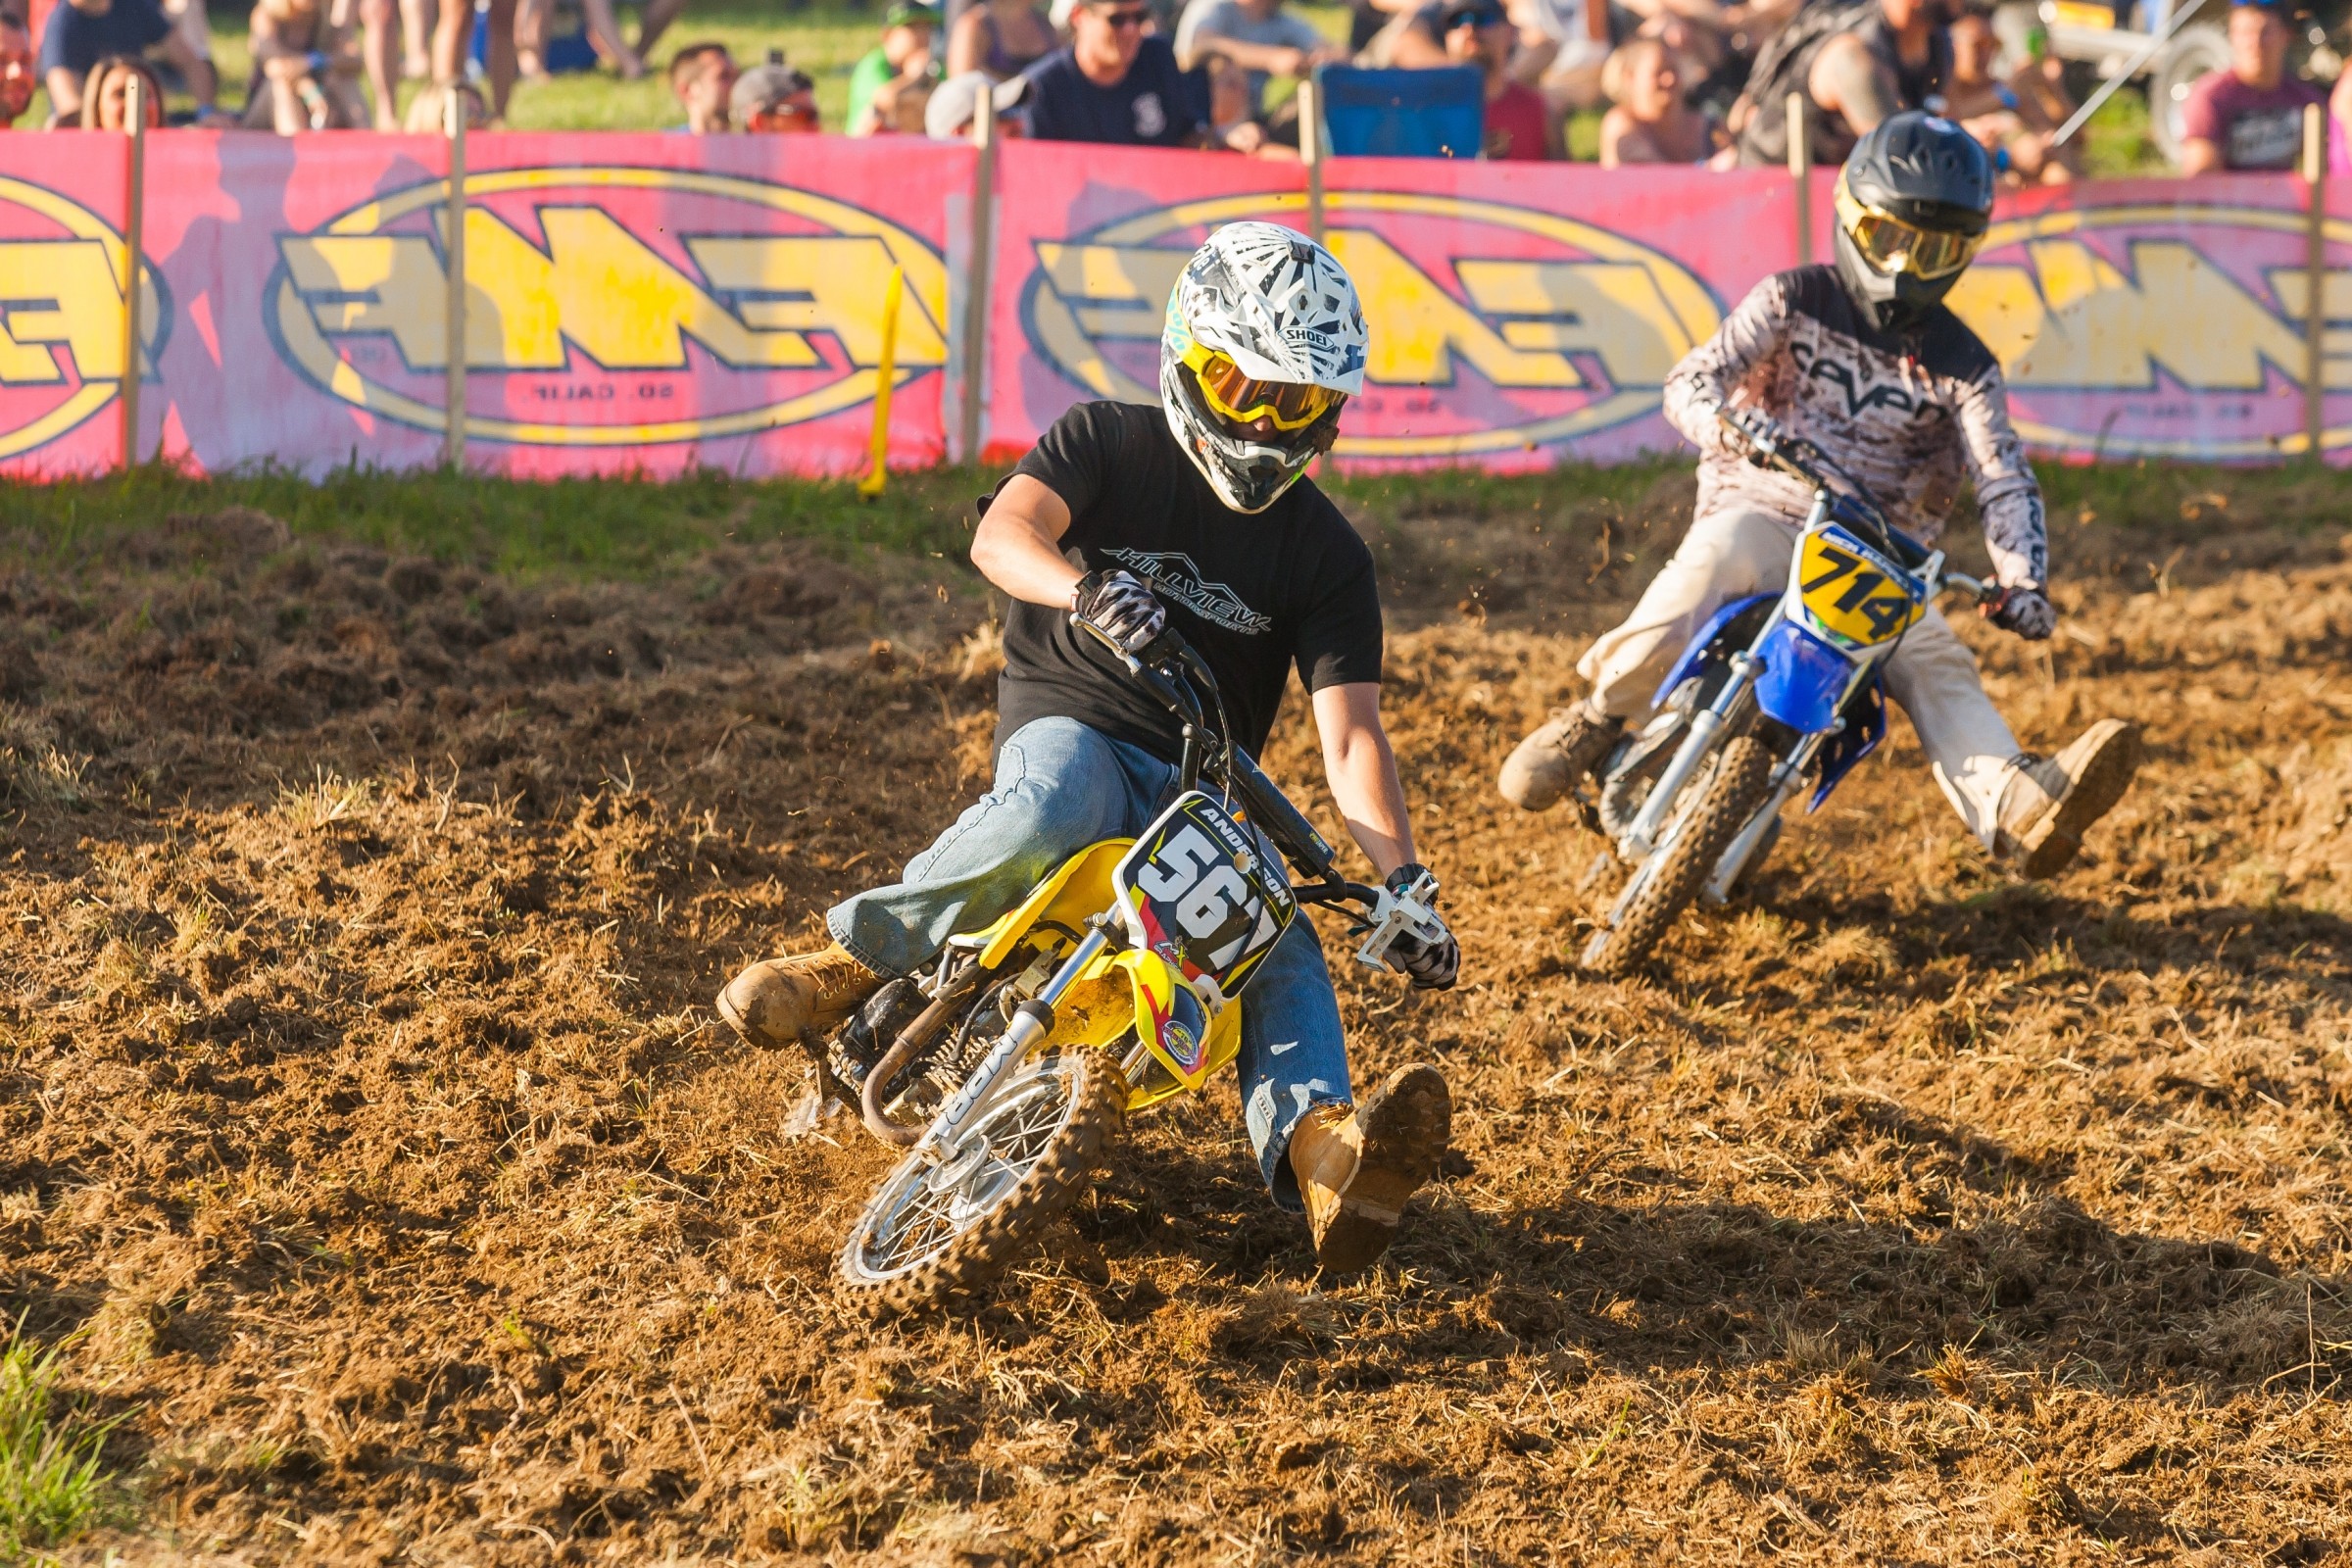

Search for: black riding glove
xmin=1985 ymin=585 xmax=2055 ymax=641
xmin=1071 ymin=568 xmax=1166 ymax=657
xmin=1383 ymin=862 xmax=1459 ymax=991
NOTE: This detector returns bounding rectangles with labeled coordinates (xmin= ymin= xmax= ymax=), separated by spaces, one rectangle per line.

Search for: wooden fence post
xmin=957 ymin=101 xmax=997 ymax=466
xmin=121 ymin=74 xmax=146 ymax=470
xmin=1788 ymin=92 xmax=1810 ymax=268
xmin=1299 ymin=74 xmax=1325 ymax=246
xmin=2306 ymin=100 xmax=2327 ymax=464
xmin=444 ymin=90 xmax=467 ymax=470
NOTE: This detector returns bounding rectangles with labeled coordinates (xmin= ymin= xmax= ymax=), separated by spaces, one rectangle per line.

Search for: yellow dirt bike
xmin=817 ymin=625 xmax=1443 ymax=1317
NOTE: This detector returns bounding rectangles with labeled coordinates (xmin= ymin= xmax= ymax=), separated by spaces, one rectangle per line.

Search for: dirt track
xmin=2 ymin=480 xmax=2349 ymax=1564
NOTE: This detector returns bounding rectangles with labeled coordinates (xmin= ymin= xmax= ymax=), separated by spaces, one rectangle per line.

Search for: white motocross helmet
xmin=1159 ymin=222 xmax=1368 ymax=514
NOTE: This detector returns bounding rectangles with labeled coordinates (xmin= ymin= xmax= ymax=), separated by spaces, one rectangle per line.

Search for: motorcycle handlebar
xmin=1072 ymin=608 xmax=1358 ymax=900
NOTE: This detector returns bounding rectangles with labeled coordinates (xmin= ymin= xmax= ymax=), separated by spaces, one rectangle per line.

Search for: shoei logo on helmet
xmin=1943 ymin=202 xmax=2352 ymax=459
xmin=0 ymin=177 xmax=168 ymax=463
xmin=1025 ymin=192 xmax=1720 ymax=459
xmin=271 ymin=168 xmax=947 ymax=447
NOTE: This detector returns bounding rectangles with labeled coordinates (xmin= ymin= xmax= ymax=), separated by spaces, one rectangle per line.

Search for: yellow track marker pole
xmin=121 ymin=74 xmax=146 ymax=469
xmin=858 ymin=265 xmax=906 ymax=499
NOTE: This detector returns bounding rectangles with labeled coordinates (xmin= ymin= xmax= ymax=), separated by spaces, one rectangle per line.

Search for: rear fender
xmin=1750 ymin=618 xmax=1865 ymax=736
xmin=968 ymin=839 xmax=1135 ymax=970
xmin=1650 ymin=593 xmax=1779 ymax=711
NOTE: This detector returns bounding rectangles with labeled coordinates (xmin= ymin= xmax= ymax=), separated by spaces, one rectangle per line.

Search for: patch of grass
xmin=7 ymin=452 xmax=2349 ymax=585
xmin=0 ymin=461 xmax=998 ymax=580
xmin=0 ymin=1325 xmax=126 ymax=1560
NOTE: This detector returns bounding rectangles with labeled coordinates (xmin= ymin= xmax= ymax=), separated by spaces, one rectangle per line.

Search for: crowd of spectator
xmin=6 ymin=0 xmax=2352 ymax=184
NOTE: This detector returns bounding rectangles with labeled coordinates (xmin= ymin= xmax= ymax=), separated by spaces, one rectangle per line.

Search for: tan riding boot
xmin=1994 ymin=718 xmax=2144 ymax=879
xmin=715 ymin=943 xmax=885 ymax=1049
xmin=1498 ymin=701 xmax=1622 ymax=811
xmin=1289 ymin=1063 xmax=1453 ymax=1275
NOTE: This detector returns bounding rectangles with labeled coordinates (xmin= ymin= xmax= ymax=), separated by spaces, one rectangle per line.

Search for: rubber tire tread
xmin=1584 ymin=734 xmax=1775 ymax=977
xmin=836 ymin=1050 xmax=1126 ymax=1320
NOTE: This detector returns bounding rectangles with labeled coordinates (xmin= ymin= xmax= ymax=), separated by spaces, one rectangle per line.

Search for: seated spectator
xmin=1020 ymin=0 xmax=1208 ymax=145
xmin=925 ymin=65 xmax=1028 ymax=136
xmin=244 ymin=0 xmax=368 ymax=129
xmin=2178 ymin=0 xmax=2321 ymax=173
xmin=38 ymin=0 xmax=216 ymax=123
xmin=869 ymin=70 xmax=936 ymax=131
xmin=1431 ymin=0 xmax=1556 ymax=157
xmin=666 ymin=37 xmax=733 ymax=131
xmin=731 ymin=48 xmax=819 ymax=130
xmin=949 ymin=0 xmax=1055 ymax=79
xmin=1940 ymin=3 xmax=2076 ymax=182
xmin=77 ymin=51 xmax=161 ymax=125
xmin=1598 ymin=32 xmax=1710 ymax=162
xmin=849 ymin=1 xmax=940 ymax=134
xmin=1174 ymin=0 xmax=1341 ymax=123
xmin=401 ymin=74 xmax=484 ymax=128
xmin=1200 ymin=48 xmax=1298 ymax=154
xmin=1728 ymin=0 xmax=1948 ymax=166
xmin=0 ymin=15 xmax=33 ymax=124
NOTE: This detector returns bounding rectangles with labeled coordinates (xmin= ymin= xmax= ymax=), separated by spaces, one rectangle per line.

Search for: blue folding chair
xmin=1311 ymin=65 xmax=1485 ymax=159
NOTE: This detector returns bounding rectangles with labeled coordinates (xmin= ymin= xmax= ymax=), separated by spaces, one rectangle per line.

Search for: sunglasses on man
xmin=1092 ymin=3 xmax=1152 ymax=25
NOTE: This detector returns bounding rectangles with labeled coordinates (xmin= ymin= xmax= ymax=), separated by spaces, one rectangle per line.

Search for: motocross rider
xmin=718 ymin=222 xmax=1461 ymax=1275
xmin=1499 ymin=111 xmax=2141 ymax=879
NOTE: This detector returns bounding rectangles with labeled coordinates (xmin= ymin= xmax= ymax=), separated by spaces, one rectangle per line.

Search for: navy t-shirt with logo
xmin=1019 ymin=37 xmax=1201 ymax=147
xmin=998 ymin=400 xmax=1384 ymax=762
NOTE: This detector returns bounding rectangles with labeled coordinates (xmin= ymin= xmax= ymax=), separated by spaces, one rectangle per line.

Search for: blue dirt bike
xmin=1575 ymin=407 xmax=2000 ymax=975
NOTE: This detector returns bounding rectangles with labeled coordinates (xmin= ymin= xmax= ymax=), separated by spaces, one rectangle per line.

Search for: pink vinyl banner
xmin=2 ymin=131 xmax=969 ymax=478
xmin=1 ymin=131 xmax=2346 ymax=476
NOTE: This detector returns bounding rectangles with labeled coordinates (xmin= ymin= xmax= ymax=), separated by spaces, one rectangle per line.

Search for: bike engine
xmin=830 ymin=979 xmax=929 ymax=1095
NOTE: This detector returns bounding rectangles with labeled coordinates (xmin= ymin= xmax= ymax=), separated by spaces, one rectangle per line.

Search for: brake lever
xmin=1070 ymin=612 xmax=1146 ymax=674
xmin=1353 ymin=867 xmax=1445 ymax=973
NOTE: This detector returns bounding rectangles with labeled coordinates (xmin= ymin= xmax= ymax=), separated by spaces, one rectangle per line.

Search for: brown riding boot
xmin=1498 ymin=701 xmax=1622 ymax=811
xmin=715 ymin=943 xmax=885 ymax=1049
xmin=1994 ymin=719 xmax=2144 ymax=879
xmin=1289 ymin=1063 xmax=1453 ymax=1275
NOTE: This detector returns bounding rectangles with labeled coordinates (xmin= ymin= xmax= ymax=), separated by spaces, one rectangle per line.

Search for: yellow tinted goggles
xmin=1835 ymin=181 xmax=1983 ymax=281
xmin=1181 ymin=340 xmax=1342 ymax=432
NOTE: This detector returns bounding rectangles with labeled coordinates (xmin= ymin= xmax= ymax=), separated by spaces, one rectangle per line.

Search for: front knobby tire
xmin=1582 ymin=735 xmax=1775 ymax=977
xmin=835 ymin=1047 xmax=1126 ymax=1319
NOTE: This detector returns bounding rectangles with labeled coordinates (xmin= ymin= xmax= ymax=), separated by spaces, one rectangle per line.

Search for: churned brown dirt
xmin=1 ymin=475 xmax=2348 ymax=1565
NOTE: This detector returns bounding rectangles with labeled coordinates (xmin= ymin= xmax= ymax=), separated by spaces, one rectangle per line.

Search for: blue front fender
xmin=1750 ymin=618 xmax=1860 ymax=736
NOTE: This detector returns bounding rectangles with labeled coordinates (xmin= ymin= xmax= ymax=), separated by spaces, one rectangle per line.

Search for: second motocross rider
xmin=718 ymin=222 xmax=1461 ymax=1276
xmin=1500 ymin=112 xmax=2142 ymax=879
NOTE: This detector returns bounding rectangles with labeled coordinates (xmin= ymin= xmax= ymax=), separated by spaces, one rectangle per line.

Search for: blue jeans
xmin=829 ymin=717 xmax=1353 ymax=1210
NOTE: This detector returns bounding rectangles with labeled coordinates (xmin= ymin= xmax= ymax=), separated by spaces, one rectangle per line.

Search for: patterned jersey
xmin=1661 ymin=265 xmax=2047 ymax=593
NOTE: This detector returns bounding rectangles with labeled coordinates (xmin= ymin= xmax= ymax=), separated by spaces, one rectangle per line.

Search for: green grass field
xmin=0 ymin=455 xmax=2331 ymax=581
xmin=30 ymin=0 xmax=2166 ymax=170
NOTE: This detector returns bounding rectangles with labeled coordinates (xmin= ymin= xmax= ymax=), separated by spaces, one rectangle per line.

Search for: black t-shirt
xmin=999 ymin=401 xmax=1384 ymax=763
xmin=1019 ymin=36 xmax=1202 ymax=145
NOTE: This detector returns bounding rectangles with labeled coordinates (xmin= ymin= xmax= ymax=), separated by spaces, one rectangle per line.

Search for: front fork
xmin=1619 ymin=637 xmax=1771 ymax=861
xmin=909 ymin=918 xmax=1112 ymax=1169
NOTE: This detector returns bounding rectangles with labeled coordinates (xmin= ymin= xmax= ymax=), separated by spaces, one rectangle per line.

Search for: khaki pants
xmin=1577 ymin=507 xmax=2023 ymax=846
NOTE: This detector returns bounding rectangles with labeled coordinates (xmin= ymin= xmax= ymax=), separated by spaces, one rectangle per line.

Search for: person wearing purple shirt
xmin=2177 ymin=0 xmax=2325 ymax=173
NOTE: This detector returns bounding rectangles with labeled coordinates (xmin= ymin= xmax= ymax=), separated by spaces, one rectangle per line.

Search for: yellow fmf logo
xmin=272 ymin=168 xmax=948 ymax=446
xmin=1946 ymin=203 xmax=2352 ymax=458
xmin=0 ymin=177 xmax=163 ymax=461
xmin=1025 ymin=192 xmax=1721 ymax=458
